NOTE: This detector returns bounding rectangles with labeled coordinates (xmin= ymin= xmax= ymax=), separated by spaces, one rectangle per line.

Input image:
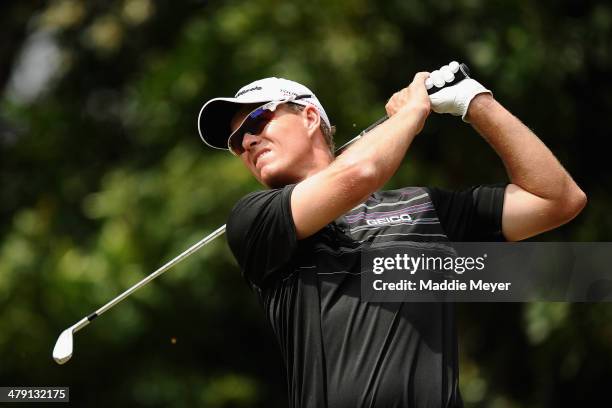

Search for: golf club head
xmin=53 ymin=328 xmax=74 ymax=364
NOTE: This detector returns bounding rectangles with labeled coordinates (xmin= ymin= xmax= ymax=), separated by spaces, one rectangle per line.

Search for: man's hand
xmin=385 ymin=72 xmax=432 ymax=134
xmin=428 ymin=63 xmax=491 ymax=122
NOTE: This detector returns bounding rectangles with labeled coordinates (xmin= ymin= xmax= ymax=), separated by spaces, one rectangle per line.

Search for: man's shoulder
xmin=235 ymin=187 xmax=283 ymax=205
xmin=230 ymin=185 xmax=296 ymax=216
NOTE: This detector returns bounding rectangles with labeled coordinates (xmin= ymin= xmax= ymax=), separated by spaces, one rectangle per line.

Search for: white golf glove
xmin=427 ymin=61 xmax=492 ymax=122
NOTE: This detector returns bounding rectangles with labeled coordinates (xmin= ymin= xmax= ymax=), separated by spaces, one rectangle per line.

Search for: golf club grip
xmin=426 ymin=63 xmax=470 ymax=95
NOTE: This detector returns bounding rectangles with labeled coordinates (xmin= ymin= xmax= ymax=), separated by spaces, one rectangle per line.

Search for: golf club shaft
xmin=334 ymin=115 xmax=389 ymax=154
xmin=81 ymin=224 xmax=227 ymax=326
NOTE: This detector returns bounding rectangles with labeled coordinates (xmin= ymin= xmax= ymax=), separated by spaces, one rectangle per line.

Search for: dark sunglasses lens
xmin=230 ymin=109 xmax=274 ymax=154
xmin=245 ymin=109 xmax=274 ymax=134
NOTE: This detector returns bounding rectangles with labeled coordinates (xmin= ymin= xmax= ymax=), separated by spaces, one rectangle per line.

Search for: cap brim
xmin=197 ymin=97 xmax=272 ymax=151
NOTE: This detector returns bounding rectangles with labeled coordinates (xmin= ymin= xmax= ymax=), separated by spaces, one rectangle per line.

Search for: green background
xmin=1 ymin=0 xmax=611 ymax=406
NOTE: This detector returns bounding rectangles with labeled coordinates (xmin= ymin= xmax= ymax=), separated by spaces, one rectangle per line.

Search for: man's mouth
xmin=253 ymin=149 xmax=271 ymax=167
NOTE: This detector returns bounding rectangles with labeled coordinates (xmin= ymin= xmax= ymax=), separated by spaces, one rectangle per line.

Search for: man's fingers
xmin=410 ymin=72 xmax=431 ymax=94
xmin=386 ymin=71 xmax=433 ymax=116
xmin=413 ymin=71 xmax=430 ymax=85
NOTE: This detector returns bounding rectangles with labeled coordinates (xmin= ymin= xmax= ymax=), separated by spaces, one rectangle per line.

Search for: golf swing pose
xmin=197 ymin=61 xmax=586 ymax=407
xmin=53 ymin=61 xmax=586 ymax=406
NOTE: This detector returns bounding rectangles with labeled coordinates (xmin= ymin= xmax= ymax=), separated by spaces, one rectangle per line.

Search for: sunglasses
xmin=228 ymin=94 xmax=312 ymax=155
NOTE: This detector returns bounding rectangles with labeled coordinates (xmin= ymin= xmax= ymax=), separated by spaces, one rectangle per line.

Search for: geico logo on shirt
xmin=365 ymin=214 xmax=413 ymax=225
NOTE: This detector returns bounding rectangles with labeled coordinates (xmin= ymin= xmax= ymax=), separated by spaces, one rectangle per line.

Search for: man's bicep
xmin=501 ymin=183 xmax=571 ymax=241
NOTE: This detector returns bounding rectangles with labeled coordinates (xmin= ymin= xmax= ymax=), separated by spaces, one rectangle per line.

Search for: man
xmin=197 ymin=64 xmax=586 ymax=407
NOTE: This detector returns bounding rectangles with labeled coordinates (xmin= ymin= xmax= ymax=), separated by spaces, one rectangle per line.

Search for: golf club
xmin=53 ymin=62 xmax=470 ymax=364
xmin=52 ymin=224 xmax=226 ymax=364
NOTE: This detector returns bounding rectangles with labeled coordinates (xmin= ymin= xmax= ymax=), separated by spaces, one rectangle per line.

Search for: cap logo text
xmin=235 ymin=86 xmax=262 ymax=98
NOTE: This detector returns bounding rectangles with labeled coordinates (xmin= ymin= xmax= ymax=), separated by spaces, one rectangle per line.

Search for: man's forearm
xmin=466 ymin=94 xmax=583 ymax=202
xmin=335 ymin=106 xmax=426 ymax=187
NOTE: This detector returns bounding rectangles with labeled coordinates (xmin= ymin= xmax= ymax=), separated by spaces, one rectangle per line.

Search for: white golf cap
xmin=197 ymin=77 xmax=331 ymax=151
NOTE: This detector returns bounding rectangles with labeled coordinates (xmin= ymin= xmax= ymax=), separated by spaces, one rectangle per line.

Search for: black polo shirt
xmin=226 ymin=184 xmax=506 ymax=408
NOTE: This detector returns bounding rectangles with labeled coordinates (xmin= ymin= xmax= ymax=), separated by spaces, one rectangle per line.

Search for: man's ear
xmin=303 ymin=105 xmax=321 ymax=137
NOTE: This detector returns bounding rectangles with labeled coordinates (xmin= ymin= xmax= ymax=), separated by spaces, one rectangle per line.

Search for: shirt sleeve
xmin=226 ymin=184 xmax=298 ymax=287
xmin=426 ymin=183 xmax=508 ymax=242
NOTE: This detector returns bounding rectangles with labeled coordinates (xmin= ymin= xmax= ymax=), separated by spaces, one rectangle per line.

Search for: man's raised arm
xmin=466 ymin=94 xmax=587 ymax=241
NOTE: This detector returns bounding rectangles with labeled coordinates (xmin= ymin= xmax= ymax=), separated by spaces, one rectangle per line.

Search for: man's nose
xmin=242 ymin=132 xmax=260 ymax=151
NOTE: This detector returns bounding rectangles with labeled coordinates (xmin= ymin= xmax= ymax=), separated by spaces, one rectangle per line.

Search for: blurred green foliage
xmin=1 ymin=0 xmax=611 ymax=406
